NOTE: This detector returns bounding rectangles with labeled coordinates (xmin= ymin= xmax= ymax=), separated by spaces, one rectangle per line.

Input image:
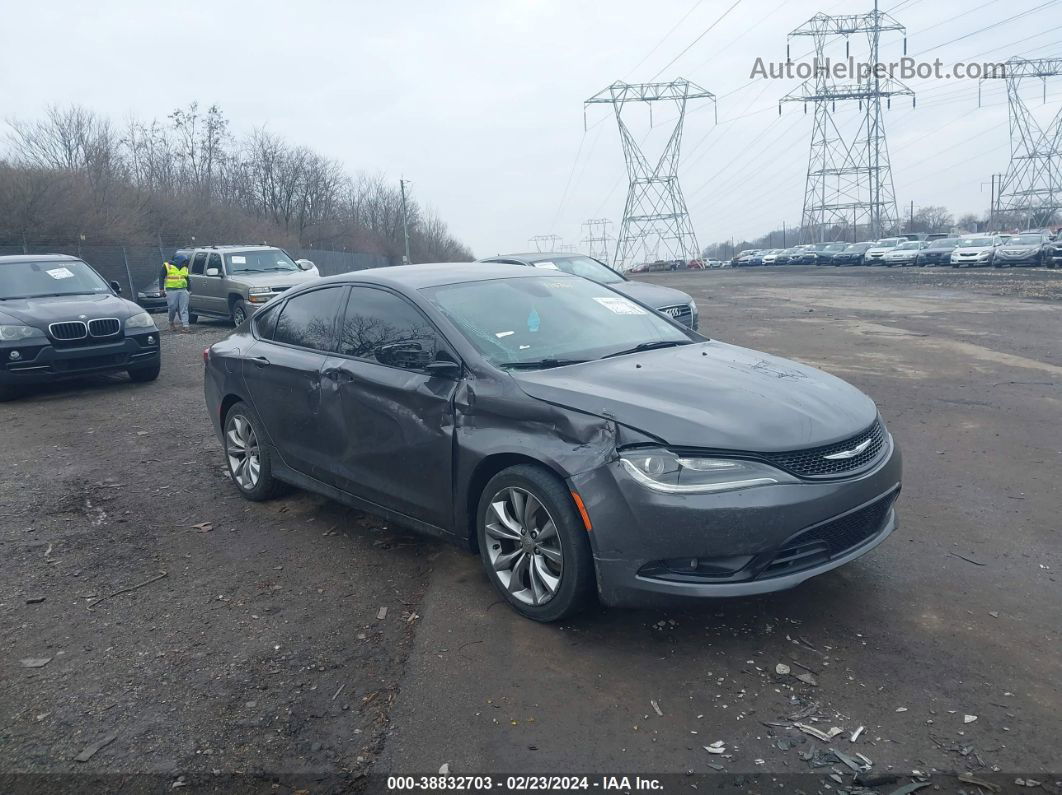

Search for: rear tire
xmin=476 ymin=464 xmax=595 ymax=622
xmin=127 ymin=361 xmax=161 ymax=383
xmin=188 ymin=312 xmax=199 ymax=324
xmin=223 ymin=401 xmax=282 ymax=501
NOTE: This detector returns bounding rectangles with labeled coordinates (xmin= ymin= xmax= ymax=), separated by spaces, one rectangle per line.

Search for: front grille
xmin=760 ymin=490 xmax=897 ymax=579
xmin=659 ymin=304 xmax=693 ymax=327
xmin=761 ymin=420 xmax=886 ymax=479
xmin=271 ymin=286 xmax=290 ymax=293
xmin=88 ymin=318 xmax=120 ymax=337
xmin=48 ymin=321 xmax=87 ymax=340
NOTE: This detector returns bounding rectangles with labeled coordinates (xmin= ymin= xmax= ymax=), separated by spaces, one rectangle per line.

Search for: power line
xmin=627 ymin=0 xmax=706 ymax=78
xmin=649 ymin=0 xmax=744 ymax=81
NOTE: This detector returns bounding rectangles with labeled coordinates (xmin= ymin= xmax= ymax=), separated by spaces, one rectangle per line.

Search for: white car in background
xmin=950 ymin=236 xmax=1001 ymax=267
xmin=761 ymin=249 xmax=784 ymax=265
xmin=882 ymin=240 xmax=926 ymax=267
xmin=863 ymin=238 xmax=905 ymax=265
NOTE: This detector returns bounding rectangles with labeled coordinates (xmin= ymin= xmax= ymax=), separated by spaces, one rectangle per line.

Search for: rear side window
xmin=339 ymin=286 xmax=441 ymax=365
xmin=252 ymin=305 xmax=279 ymax=340
xmin=272 ymin=287 xmax=345 ymax=352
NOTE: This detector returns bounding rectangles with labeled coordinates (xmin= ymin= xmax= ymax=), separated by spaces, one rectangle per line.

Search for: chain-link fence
xmin=0 ymin=242 xmax=395 ymax=297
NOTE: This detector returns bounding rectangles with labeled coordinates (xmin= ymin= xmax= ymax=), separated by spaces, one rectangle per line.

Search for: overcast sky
xmin=3 ymin=0 xmax=1060 ymax=256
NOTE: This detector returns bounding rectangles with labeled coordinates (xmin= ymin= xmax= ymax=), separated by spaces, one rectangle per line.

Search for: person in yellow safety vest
xmin=159 ymin=254 xmax=191 ymax=332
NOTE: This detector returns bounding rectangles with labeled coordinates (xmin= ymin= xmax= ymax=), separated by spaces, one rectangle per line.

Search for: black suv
xmin=0 ymin=255 xmax=161 ymax=400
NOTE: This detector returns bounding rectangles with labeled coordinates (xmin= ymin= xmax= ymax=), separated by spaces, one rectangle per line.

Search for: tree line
xmin=0 ymin=103 xmax=473 ymax=262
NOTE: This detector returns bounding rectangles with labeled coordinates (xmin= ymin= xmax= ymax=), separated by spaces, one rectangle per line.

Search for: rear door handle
xmin=250 ymin=356 xmax=271 ymax=368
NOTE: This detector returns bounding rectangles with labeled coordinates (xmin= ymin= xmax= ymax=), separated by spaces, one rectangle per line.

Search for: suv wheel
xmin=476 ymin=465 xmax=595 ymax=622
xmin=127 ymin=361 xmax=160 ymax=383
xmin=223 ymin=401 xmax=282 ymax=501
xmin=231 ymin=300 xmax=248 ymax=327
xmin=188 ymin=311 xmax=199 ymax=324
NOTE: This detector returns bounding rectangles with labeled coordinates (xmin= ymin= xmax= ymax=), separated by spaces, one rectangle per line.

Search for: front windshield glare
xmin=0 ymin=259 xmax=110 ymax=300
xmin=959 ymin=238 xmax=993 ymax=247
xmin=225 ymin=249 xmax=298 ymax=273
xmin=531 ymin=256 xmax=624 ymax=285
xmin=425 ymin=275 xmax=691 ymax=368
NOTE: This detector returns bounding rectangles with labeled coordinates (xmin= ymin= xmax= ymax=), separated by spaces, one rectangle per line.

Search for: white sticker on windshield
xmin=495 ymin=330 xmax=515 ymax=338
xmin=46 ymin=267 xmax=75 ymax=280
xmin=231 ymin=255 xmax=247 ymax=264
xmin=593 ymin=296 xmax=647 ymax=315
xmin=533 ymin=261 xmax=559 ymax=270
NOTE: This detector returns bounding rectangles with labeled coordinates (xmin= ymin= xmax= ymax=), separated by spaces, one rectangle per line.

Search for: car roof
xmin=176 ymin=245 xmax=280 ymax=252
xmin=317 ymin=262 xmax=581 ymax=290
xmin=0 ymin=253 xmax=84 ymax=265
xmin=477 ymin=252 xmax=587 ymax=264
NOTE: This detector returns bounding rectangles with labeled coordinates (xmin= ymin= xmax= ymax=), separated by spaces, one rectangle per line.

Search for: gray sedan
xmin=203 ymin=264 xmax=901 ymax=621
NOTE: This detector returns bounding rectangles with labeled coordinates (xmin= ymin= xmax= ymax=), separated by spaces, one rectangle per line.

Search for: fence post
xmin=121 ymin=247 xmax=137 ymax=298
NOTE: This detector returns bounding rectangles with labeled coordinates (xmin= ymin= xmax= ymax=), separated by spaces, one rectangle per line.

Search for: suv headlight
xmin=620 ymin=449 xmax=793 ymax=494
xmin=124 ymin=312 xmax=156 ymax=330
xmin=248 ymin=287 xmax=272 ymax=295
xmin=0 ymin=324 xmax=45 ymax=341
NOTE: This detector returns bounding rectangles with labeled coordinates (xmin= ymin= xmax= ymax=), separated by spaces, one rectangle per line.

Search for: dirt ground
xmin=2 ymin=265 xmax=1060 ymax=793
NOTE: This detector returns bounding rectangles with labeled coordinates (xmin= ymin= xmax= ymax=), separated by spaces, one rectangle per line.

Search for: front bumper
xmin=0 ymin=334 xmax=160 ymax=385
xmin=570 ymin=435 xmax=902 ymax=607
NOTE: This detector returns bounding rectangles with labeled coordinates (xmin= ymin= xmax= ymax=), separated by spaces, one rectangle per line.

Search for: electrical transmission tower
xmin=585 ymin=80 xmax=716 ymax=270
xmin=780 ymin=1 xmax=913 ymax=243
xmin=581 ymin=218 xmax=614 ymax=263
xmin=528 ymin=234 xmax=562 ymax=252
xmin=981 ymin=57 xmax=1062 ymax=229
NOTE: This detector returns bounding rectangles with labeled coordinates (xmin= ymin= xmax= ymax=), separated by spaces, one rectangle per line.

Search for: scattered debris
xmin=775 ymin=663 xmax=791 ymax=675
xmin=949 ymin=551 xmax=985 ymax=566
xmin=964 ymin=714 xmax=978 ymax=723
xmin=87 ymin=570 xmax=168 ymax=610
xmin=957 ymin=773 xmax=1000 ymax=792
xmin=376 ymin=607 xmax=388 ymax=620
xmin=794 ymin=722 xmax=843 ymax=742
xmin=988 ymin=611 xmax=999 ymax=618
xmin=332 ymin=684 xmax=345 ymax=702
xmin=704 ymin=741 xmax=726 ymax=755
xmin=794 ymin=672 xmax=819 ymax=687
xmin=20 ymin=657 xmax=52 ymax=668
xmin=25 ymin=596 xmax=46 ymax=604
xmin=74 ymin=733 xmax=118 ymax=762
xmin=850 ymin=725 xmax=865 ymax=742
xmin=650 ymin=699 xmax=663 ymax=717
xmin=895 ymin=706 xmax=908 ymax=712
xmin=832 ymin=749 xmax=865 ymax=773
xmin=438 ymin=762 xmax=450 ymax=775
xmin=189 ymin=522 xmax=213 ymax=532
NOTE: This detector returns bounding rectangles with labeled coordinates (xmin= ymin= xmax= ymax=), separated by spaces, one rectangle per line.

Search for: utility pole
xmin=585 ymin=79 xmax=717 ymax=270
xmin=980 ymin=58 xmax=1061 ymax=230
xmin=529 ymin=234 xmax=562 ymax=252
xmin=782 ymin=221 xmax=787 ymax=247
xmin=581 ymin=219 xmax=615 ymax=263
xmin=780 ymin=3 xmax=913 ymax=243
xmin=909 ymin=200 xmax=914 ymax=233
xmin=400 ymin=178 xmax=412 ymax=265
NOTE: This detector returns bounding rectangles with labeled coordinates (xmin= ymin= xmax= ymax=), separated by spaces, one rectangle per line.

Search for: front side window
xmin=272 ymin=287 xmax=345 ymax=352
xmin=338 ymin=287 xmax=442 ymax=368
xmin=0 ymin=259 xmax=110 ymax=300
xmin=207 ymin=253 xmax=223 ymax=273
xmin=225 ymin=249 xmax=299 ymax=274
xmin=191 ymin=253 xmax=207 ymax=275
xmin=425 ymin=275 xmax=690 ymax=368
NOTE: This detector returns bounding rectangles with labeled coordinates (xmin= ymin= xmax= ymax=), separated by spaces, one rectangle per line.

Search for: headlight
xmin=619 ymin=449 xmax=792 ymax=494
xmin=0 ymin=324 xmax=45 ymax=341
xmin=248 ymin=287 xmax=272 ymax=295
xmin=124 ymin=312 xmax=156 ymax=330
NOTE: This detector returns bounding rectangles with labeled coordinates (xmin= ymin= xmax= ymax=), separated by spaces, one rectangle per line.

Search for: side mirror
xmin=296 ymin=259 xmax=315 ymax=271
xmin=425 ymin=359 xmax=461 ymax=378
xmin=206 ymin=268 xmax=220 ymax=277
xmin=375 ymin=341 xmax=431 ymax=369
xmin=110 ymin=280 xmax=122 ymax=295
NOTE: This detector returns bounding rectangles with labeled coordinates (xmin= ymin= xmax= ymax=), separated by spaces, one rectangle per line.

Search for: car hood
xmin=0 ymin=293 xmax=142 ymax=329
xmin=865 ymin=247 xmax=894 ymax=255
xmin=226 ymin=270 xmax=319 ymax=288
xmin=999 ymin=245 xmax=1039 ymax=253
xmin=510 ymin=340 xmax=878 ymax=452
xmin=610 ymin=280 xmax=693 ymax=310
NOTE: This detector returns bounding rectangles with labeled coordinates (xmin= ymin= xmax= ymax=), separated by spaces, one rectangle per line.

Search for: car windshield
xmin=1010 ymin=234 xmax=1043 ymax=245
xmin=424 ymin=275 xmax=691 ymax=368
xmin=959 ymin=238 xmax=993 ymax=247
xmin=825 ymin=244 xmax=846 ymax=251
xmin=896 ymin=242 xmax=920 ymax=250
xmin=529 ymin=256 xmax=624 ymax=285
xmin=224 ymin=249 xmax=299 ymax=273
xmin=875 ymin=239 xmax=901 ymax=247
xmin=845 ymin=243 xmax=870 ymax=251
xmin=0 ymin=259 xmax=111 ymax=300
xmin=932 ymin=238 xmax=959 ymax=248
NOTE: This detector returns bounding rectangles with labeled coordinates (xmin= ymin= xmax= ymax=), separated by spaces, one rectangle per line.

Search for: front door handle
xmin=250 ymin=356 xmax=271 ymax=368
xmin=323 ymin=368 xmax=353 ymax=383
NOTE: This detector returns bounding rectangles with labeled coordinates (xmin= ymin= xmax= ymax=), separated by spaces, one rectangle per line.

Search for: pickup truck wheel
xmin=188 ymin=312 xmax=198 ymax=324
xmin=231 ymin=300 xmax=248 ymax=327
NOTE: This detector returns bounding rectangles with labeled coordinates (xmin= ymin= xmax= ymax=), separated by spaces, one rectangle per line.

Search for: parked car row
xmin=731 ymin=231 xmax=1060 ymax=269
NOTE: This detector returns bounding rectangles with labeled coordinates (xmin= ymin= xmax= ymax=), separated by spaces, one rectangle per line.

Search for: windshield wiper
xmin=602 ymin=340 xmax=692 ymax=359
xmin=500 ymin=358 xmax=588 ymax=370
xmin=1 ymin=292 xmax=97 ymax=300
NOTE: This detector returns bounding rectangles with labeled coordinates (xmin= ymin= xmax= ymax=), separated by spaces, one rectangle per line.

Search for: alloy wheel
xmin=484 ymin=487 xmax=563 ymax=606
xmin=225 ymin=413 xmax=261 ymax=490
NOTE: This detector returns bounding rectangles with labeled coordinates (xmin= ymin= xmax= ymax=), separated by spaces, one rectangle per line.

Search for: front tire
xmin=223 ymin=401 xmax=282 ymax=501
xmin=476 ymin=465 xmax=595 ymax=622
xmin=127 ymin=361 xmax=160 ymax=383
xmin=231 ymin=300 xmax=249 ymax=327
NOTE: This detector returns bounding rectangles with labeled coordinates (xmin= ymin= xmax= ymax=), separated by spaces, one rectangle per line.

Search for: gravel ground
xmin=2 ymin=265 xmax=1061 ymax=793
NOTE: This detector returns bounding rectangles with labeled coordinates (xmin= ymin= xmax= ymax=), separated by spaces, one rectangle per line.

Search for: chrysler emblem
xmin=823 ymin=438 xmax=873 ymax=460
